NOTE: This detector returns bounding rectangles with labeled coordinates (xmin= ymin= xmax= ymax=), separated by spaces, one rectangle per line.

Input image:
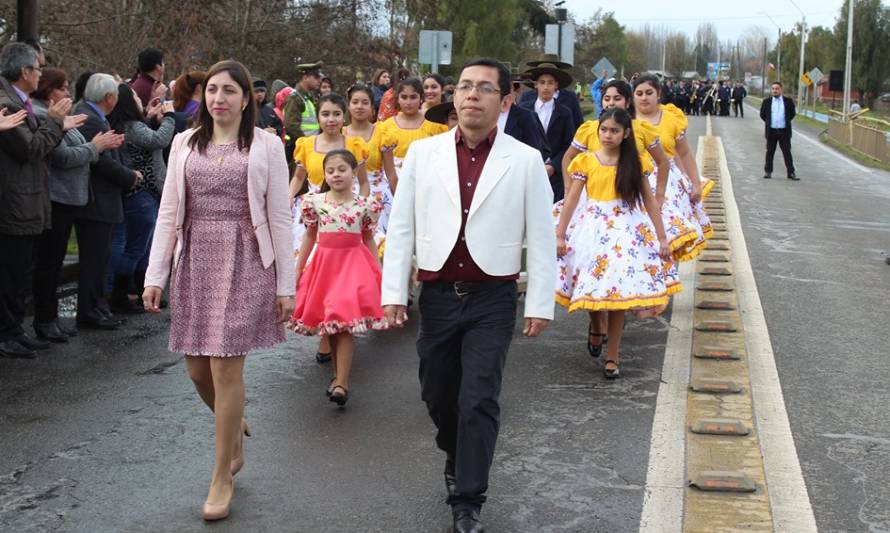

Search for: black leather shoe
xmin=96 ymin=307 xmax=125 ymax=326
xmin=111 ymin=297 xmax=145 ymax=315
xmin=453 ymin=508 xmax=484 ymax=533
xmin=15 ymin=334 xmax=51 ymax=351
xmin=34 ymin=322 xmax=68 ymax=343
xmin=444 ymin=455 xmax=456 ymax=497
xmin=763 ymin=173 xmax=772 ymax=179
xmin=0 ymin=340 xmax=36 ymax=359
xmin=787 ymin=173 xmax=799 ymax=181
xmin=77 ymin=310 xmax=121 ymax=330
xmin=56 ymin=321 xmax=78 ymax=337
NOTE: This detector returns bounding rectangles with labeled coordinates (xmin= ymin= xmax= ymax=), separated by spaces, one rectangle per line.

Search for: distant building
xmin=681 ymin=71 xmax=702 ymax=80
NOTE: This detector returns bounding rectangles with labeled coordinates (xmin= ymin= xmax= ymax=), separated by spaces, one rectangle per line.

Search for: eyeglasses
xmin=26 ymin=65 xmax=42 ymax=74
xmin=455 ymin=81 xmax=501 ymax=96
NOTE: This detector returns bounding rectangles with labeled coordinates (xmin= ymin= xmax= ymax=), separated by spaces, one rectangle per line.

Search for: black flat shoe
xmin=0 ymin=340 xmax=36 ymax=359
xmin=453 ymin=508 xmax=484 ymax=533
xmin=587 ymin=329 xmax=605 ymax=358
xmin=33 ymin=322 xmax=68 ymax=343
xmin=329 ymin=385 xmax=349 ymax=406
xmin=315 ymin=351 xmax=332 ymax=363
xmin=763 ymin=173 xmax=772 ymax=179
xmin=15 ymin=334 xmax=51 ymax=351
xmin=56 ymin=321 xmax=78 ymax=337
xmin=787 ymin=173 xmax=799 ymax=181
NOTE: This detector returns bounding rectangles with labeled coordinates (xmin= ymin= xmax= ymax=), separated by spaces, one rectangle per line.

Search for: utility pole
xmin=761 ymin=12 xmax=782 ymax=85
xmin=761 ymin=38 xmax=768 ymax=97
xmin=790 ymin=0 xmax=807 ymax=109
xmin=843 ymin=0 xmax=854 ymax=118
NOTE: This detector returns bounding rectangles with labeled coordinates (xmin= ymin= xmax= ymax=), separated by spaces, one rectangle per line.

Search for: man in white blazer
xmin=381 ymin=58 xmax=556 ymax=533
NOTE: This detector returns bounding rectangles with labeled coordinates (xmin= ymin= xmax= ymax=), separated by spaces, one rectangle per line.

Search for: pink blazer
xmin=145 ymin=127 xmax=295 ymax=296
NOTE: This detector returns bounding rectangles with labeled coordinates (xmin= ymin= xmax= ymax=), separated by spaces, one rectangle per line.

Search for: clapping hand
xmin=0 ymin=107 xmax=28 ymax=131
xmin=46 ymin=98 xmax=72 ymax=121
xmin=91 ymin=131 xmax=125 ymax=153
xmin=63 ymin=114 xmax=87 ymax=131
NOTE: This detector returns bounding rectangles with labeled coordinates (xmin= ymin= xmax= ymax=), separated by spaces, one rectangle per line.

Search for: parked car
xmin=879 ymin=92 xmax=890 ymax=103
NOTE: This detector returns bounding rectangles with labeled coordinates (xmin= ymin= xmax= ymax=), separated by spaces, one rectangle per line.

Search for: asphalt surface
xmin=715 ymin=107 xmax=890 ymax=533
xmin=0 ymin=121 xmax=708 ymax=533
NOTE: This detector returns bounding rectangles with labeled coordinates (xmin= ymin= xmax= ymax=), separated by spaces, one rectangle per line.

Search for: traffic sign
xmin=809 ymin=67 xmax=824 ymax=85
xmin=418 ymin=30 xmax=453 ymax=73
xmin=544 ymin=23 xmax=575 ymax=66
xmin=591 ymin=57 xmax=617 ymax=79
xmin=801 ymin=72 xmax=812 ymax=86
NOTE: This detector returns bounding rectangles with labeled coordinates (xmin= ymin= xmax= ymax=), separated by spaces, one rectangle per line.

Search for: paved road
xmin=0 ymin=121 xmax=708 ymax=533
xmin=715 ymin=107 xmax=890 ymax=533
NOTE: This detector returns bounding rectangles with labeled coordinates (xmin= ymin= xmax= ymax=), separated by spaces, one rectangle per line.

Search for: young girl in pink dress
xmin=290 ymin=150 xmax=388 ymax=406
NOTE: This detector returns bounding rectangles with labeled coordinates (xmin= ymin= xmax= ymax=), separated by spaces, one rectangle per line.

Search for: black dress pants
xmin=733 ymin=100 xmax=744 ymax=117
xmin=74 ymin=219 xmax=114 ymax=321
xmin=417 ymin=280 xmax=518 ymax=508
xmin=765 ymin=128 xmax=795 ymax=175
xmin=0 ymin=234 xmax=38 ymax=341
xmin=33 ymin=203 xmax=79 ymax=324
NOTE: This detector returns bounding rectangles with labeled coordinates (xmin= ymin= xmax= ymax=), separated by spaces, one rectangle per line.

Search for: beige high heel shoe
xmin=202 ymin=500 xmax=231 ymax=521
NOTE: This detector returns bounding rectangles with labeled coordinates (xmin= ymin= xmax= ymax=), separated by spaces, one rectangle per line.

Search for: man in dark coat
xmin=731 ymin=82 xmax=747 ymax=118
xmin=519 ymin=62 xmax=575 ymax=202
xmin=518 ymin=55 xmax=583 ymax=130
xmin=75 ymin=73 xmax=142 ymax=329
xmin=0 ymin=43 xmax=81 ymax=358
xmin=759 ymin=82 xmax=797 ymax=180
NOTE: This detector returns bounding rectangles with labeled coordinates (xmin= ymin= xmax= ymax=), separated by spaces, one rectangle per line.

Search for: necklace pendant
xmin=217 ymin=156 xmax=224 ymax=165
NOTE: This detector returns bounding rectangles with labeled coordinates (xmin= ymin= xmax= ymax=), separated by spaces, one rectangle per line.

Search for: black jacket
xmin=518 ymin=88 xmax=583 ymax=131
xmin=759 ymin=96 xmax=796 ymax=139
xmin=731 ymin=87 xmax=747 ymax=100
xmin=74 ymin=101 xmax=137 ymax=223
xmin=0 ymin=77 xmax=64 ymax=235
xmin=504 ymin=104 xmax=549 ymax=161
xmin=519 ymin=99 xmax=575 ymax=186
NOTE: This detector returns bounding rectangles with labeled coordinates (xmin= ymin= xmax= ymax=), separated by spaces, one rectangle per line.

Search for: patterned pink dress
xmin=290 ymin=193 xmax=388 ymax=335
xmin=169 ymin=143 xmax=285 ymax=356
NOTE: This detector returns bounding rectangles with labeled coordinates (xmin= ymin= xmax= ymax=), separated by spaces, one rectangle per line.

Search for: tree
xmin=834 ymin=0 xmax=890 ymax=106
xmin=575 ymin=11 xmax=626 ymax=82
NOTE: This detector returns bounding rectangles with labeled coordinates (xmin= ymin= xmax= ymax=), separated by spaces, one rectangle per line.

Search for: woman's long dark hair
xmin=600 ymin=79 xmax=634 ymax=118
xmin=599 ymin=108 xmax=643 ymax=208
xmin=188 ymin=59 xmax=257 ymax=154
xmin=395 ymin=77 xmax=423 ymax=111
xmin=107 ymin=83 xmax=145 ymax=131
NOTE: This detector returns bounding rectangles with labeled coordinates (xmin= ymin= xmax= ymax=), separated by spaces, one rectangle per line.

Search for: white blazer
xmin=381 ymin=128 xmax=556 ymax=320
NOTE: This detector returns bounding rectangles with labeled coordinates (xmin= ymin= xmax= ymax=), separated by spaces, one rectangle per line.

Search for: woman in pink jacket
xmin=142 ymin=60 xmax=294 ymax=521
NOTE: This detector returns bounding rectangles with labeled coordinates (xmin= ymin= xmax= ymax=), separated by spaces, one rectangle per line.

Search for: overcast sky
xmin=562 ymin=0 xmax=848 ymax=42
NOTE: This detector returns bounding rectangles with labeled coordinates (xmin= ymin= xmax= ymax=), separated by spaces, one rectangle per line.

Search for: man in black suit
xmin=519 ymin=62 xmax=575 ymax=202
xmin=759 ymin=82 xmax=797 ymax=180
xmin=518 ymin=55 xmax=583 ymax=130
xmin=75 ymin=73 xmax=142 ymax=329
xmin=731 ymin=81 xmax=747 ymax=117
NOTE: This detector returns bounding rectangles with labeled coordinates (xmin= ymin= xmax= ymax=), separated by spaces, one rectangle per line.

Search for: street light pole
xmin=790 ymin=0 xmax=807 ymax=110
xmin=843 ymin=0 xmax=854 ymax=119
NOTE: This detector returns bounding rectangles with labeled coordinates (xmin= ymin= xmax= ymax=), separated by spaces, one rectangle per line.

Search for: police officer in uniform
xmin=282 ymin=62 xmax=322 ymax=171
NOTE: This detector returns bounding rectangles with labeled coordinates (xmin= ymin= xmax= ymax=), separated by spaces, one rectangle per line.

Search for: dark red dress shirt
xmin=417 ymin=128 xmax=519 ymax=282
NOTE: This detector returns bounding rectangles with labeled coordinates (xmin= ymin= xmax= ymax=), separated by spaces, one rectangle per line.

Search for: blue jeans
xmin=106 ymin=191 xmax=159 ymax=291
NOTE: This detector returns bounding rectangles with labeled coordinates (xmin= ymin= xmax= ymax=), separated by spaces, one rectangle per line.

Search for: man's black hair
xmin=137 ymin=48 xmax=164 ymax=74
xmin=459 ymin=58 xmax=511 ymax=99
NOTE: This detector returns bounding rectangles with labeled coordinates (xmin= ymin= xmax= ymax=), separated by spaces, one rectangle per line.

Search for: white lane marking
xmin=638 ymin=134 xmax=706 ymax=533
xmin=744 ymin=103 xmax=872 ymax=173
xmin=715 ymin=134 xmax=819 ymax=532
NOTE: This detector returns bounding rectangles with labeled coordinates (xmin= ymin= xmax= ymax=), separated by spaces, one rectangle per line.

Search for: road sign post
xmin=418 ymin=30 xmax=453 ymax=74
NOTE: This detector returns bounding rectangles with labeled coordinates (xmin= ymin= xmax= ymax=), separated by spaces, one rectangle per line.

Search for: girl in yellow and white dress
xmin=633 ymin=74 xmax=713 ymax=260
xmin=288 ymin=93 xmax=368 ymax=364
xmin=375 ymin=77 xmax=448 ymax=254
xmin=556 ymin=108 xmax=676 ymax=379
xmin=560 ymin=80 xmax=689 ymax=357
xmin=343 ymin=84 xmax=393 ymax=238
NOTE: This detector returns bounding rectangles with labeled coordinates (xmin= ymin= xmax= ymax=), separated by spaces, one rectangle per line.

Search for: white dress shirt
xmin=535 ymin=98 xmax=555 ymax=133
xmin=770 ymin=96 xmax=786 ymax=129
